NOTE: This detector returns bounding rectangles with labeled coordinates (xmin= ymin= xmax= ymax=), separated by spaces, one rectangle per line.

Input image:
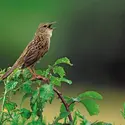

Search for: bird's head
xmin=37 ymin=22 xmax=56 ymax=37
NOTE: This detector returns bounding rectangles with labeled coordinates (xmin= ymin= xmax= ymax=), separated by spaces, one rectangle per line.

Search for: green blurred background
xmin=0 ymin=0 xmax=125 ymax=124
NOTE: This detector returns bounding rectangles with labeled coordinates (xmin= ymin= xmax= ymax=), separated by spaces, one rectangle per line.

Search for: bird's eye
xmin=43 ymin=25 xmax=47 ymax=27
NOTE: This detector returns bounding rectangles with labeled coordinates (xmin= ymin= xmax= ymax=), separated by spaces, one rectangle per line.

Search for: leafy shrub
xmin=0 ymin=57 xmax=113 ymax=125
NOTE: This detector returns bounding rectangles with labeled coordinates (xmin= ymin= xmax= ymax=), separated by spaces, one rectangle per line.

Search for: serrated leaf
xmin=30 ymin=89 xmax=39 ymax=105
xmin=23 ymin=81 xmax=33 ymax=93
xmin=54 ymin=57 xmax=73 ymax=66
xmin=27 ymin=120 xmax=46 ymax=125
xmin=50 ymin=76 xmax=61 ymax=86
xmin=53 ymin=66 xmax=65 ymax=78
xmin=12 ymin=69 xmax=21 ymax=79
xmin=5 ymin=81 xmax=18 ymax=92
xmin=4 ymin=102 xmax=17 ymax=112
xmin=80 ymin=99 xmax=100 ymax=116
xmin=36 ymin=69 xmax=50 ymax=78
xmin=79 ymin=91 xmax=103 ymax=100
xmin=61 ymin=78 xmax=72 ymax=85
xmin=20 ymin=108 xmax=31 ymax=119
xmin=40 ymin=84 xmax=54 ymax=102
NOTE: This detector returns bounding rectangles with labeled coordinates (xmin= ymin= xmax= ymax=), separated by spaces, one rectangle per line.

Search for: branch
xmin=53 ymin=87 xmax=73 ymax=122
xmin=33 ymin=76 xmax=73 ymax=122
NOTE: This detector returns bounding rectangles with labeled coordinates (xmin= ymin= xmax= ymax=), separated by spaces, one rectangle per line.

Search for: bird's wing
xmin=22 ymin=37 xmax=42 ymax=68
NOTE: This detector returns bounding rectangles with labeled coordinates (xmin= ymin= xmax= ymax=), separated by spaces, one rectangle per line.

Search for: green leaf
xmin=59 ymin=112 xmax=69 ymax=120
xmin=60 ymin=104 xmax=66 ymax=113
xmin=75 ymin=110 xmax=84 ymax=120
xmin=80 ymin=99 xmax=100 ymax=116
xmin=92 ymin=121 xmax=112 ymax=125
xmin=27 ymin=120 xmax=44 ymax=125
xmin=54 ymin=57 xmax=73 ymax=66
xmin=12 ymin=69 xmax=21 ymax=79
xmin=60 ymin=103 xmax=75 ymax=113
xmin=0 ymin=69 xmax=6 ymax=74
xmin=52 ymin=112 xmax=69 ymax=124
xmin=73 ymin=111 xmax=78 ymax=125
xmin=20 ymin=108 xmax=31 ymax=119
xmin=78 ymin=91 xmax=103 ymax=100
xmin=20 ymin=93 xmax=31 ymax=107
xmin=40 ymin=84 xmax=54 ymax=102
xmin=74 ymin=110 xmax=91 ymax=125
xmin=23 ymin=81 xmax=33 ymax=93
xmin=4 ymin=102 xmax=17 ymax=112
xmin=53 ymin=66 xmax=65 ymax=78
xmin=50 ymin=76 xmax=61 ymax=86
xmin=64 ymin=96 xmax=71 ymax=102
xmin=30 ymin=89 xmax=39 ymax=105
xmin=80 ymin=120 xmax=91 ymax=125
xmin=61 ymin=78 xmax=72 ymax=85
xmin=120 ymin=102 xmax=125 ymax=119
xmin=23 ymin=69 xmax=32 ymax=80
xmin=36 ymin=69 xmax=50 ymax=78
xmin=69 ymin=103 xmax=75 ymax=112
xmin=5 ymin=81 xmax=18 ymax=92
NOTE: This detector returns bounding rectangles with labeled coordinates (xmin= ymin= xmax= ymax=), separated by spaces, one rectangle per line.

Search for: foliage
xmin=0 ymin=57 xmax=114 ymax=125
xmin=120 ymin=102 xmax=125 ymax=119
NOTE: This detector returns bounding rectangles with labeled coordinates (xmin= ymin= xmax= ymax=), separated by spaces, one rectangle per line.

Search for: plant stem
xmin=0 ymin=89 xmax=7 ymax=122
xmin=53 ymin=87 xmax=73 ymax=122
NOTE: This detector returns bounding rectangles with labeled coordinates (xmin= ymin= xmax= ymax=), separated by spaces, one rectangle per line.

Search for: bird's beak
xmin=48 ymin=22 xmax=56 ymax=29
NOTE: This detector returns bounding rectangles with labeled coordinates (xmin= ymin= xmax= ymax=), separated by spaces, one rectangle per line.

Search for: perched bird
xmin=1 ymin=22 xmax=55 ymax=80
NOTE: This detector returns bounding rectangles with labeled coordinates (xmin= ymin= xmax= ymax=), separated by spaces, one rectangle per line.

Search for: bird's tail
xmin=1 ymin=62 xmax=19 ymax=80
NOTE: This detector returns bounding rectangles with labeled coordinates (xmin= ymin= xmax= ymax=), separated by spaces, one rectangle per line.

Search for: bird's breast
xmin=48 ymin=38 xmax=50 ymax=49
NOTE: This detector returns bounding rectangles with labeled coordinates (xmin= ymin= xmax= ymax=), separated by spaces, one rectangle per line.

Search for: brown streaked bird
xmin=1 ymin=22 xmax=56 ymax=80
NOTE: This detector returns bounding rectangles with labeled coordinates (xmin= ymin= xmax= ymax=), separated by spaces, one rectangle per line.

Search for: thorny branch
xmin=53 ymin=87 xmax=73 ymax=122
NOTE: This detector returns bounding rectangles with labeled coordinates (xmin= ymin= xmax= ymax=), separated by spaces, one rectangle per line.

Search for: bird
xmin=1 ymin=22 xmax=56 ymax=80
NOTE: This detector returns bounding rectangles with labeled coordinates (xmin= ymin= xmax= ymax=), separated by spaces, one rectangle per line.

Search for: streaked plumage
xmin=1 ymin=22 xmax=55 ymax=80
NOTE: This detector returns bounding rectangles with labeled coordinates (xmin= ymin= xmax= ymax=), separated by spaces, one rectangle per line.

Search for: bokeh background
xmin=0 ymin=0 xmax=125 ymax=124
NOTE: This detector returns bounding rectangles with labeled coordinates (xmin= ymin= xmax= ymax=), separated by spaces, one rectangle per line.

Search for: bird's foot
xmin=31 ymin=75 xmax=49 ymax=83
